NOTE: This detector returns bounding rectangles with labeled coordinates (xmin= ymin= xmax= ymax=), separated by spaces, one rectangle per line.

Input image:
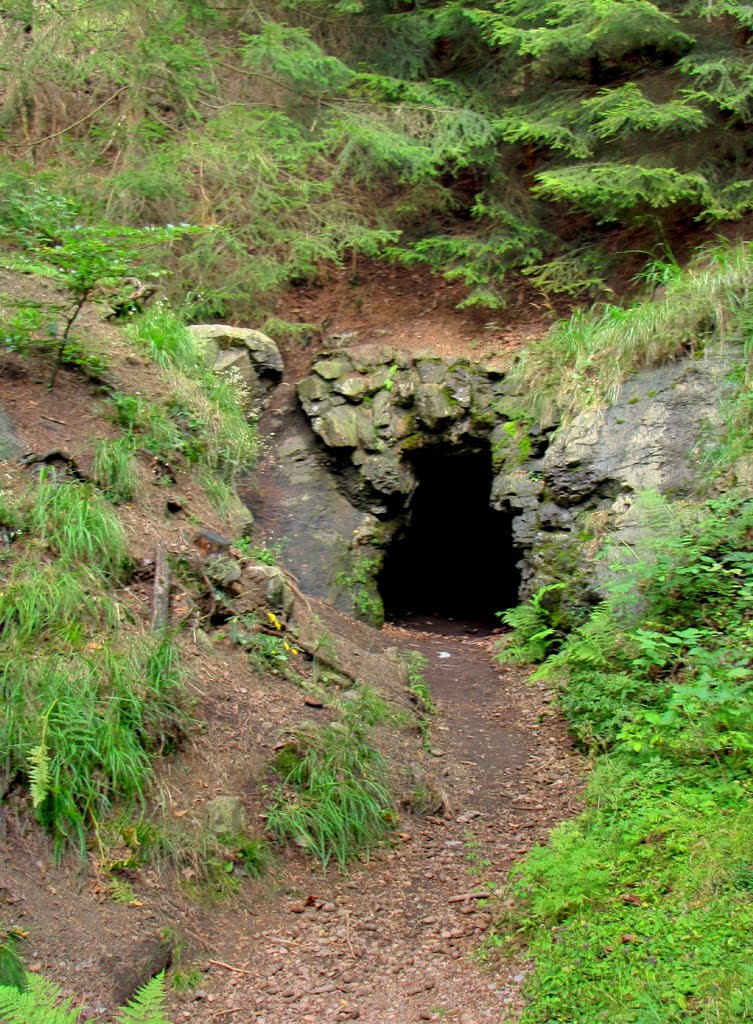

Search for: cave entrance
xmin=379 ymin=445 xmax=520 ymax=629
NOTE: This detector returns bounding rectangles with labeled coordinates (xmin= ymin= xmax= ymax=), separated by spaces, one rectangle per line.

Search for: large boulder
xmin=186 ymin=324 xmax=284 ymax=411
xmin=542 ymin=352 xmax=732 ymax=505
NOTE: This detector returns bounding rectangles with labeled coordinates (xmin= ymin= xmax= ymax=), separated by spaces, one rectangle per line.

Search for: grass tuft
xmin=28 ymin=472 xmax=127 ymax=575
xmin=266 ymin=721 xmax=396 ymax=871
xmin=92 ymin=437 xmax=139 ymax=504
xmin=511 ymin=241 xmax=753 ymax=420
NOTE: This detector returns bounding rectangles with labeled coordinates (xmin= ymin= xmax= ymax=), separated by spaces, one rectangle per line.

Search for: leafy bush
xmin=3 ymin=0 xmax=752 ymax=315
xmin=495 ymin=490 xmax=753 ymax=1022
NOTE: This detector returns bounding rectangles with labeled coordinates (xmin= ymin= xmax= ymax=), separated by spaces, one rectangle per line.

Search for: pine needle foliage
xmin=2 ymin=0 xmax=753 ymax=310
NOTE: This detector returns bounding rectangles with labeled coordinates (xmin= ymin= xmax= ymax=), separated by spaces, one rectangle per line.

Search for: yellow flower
xmin=266 ymin=611 xmax=282 ymax=630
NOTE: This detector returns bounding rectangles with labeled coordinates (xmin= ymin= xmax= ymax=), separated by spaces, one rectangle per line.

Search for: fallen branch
xmin=151 ymin=544 xmax=171 ymax=632
xmin=448 ymin=892 xmax=491 ymax=903
xmin=208 ymin=959 xmax=254 ymax=975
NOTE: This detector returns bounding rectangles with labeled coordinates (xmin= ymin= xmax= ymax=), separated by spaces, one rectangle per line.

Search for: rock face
xmin=242 ymin=402 xmax=387 ymax=623
xmin=288 ymin=344 xmax=735 ymax=615
xmin=297 ymin=346 xmax=519 ymax=515
xmin=186 ymin=324 xmax=284 ymax=412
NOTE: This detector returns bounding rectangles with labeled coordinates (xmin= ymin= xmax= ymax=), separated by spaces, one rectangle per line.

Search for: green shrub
xmin=495 ymin=583 xmax=564 ymax=666
xmin=496 ymin=490 xmax=753 ymax=1023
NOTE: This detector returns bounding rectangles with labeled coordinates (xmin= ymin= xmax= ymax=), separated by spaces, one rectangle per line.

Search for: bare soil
xmin=275 ymin=260 xmax=565 ymax=380
xmin=167 ymin=626 xmax=581 ymax=1024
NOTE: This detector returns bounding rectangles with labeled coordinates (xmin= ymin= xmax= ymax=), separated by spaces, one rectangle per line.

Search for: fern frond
xmin=116 ymin=973 xmax=170 ymax=1024
xmin=0 ymin=975 xmax=81 ymax=1024
xmin=28 ymin=741 xmax=51 ymax=810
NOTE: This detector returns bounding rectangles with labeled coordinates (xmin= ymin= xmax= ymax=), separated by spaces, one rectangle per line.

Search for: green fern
xmin=0 ymin=972 xmax=171 ymax=1024
xmin=496 ymin=584 xmax=565 ymax=665
xmin=28 ymin=701 xmax=55 ymax=811
xmin=0 ymin=936 xmax=24 ymax=993
xmin=0 ymin=975 xmax=81 ymax=1024
xmin=116 ymin=973 xmax=170 ymax=1024
xmin=28 ymin=742 xmax=50 ymax=811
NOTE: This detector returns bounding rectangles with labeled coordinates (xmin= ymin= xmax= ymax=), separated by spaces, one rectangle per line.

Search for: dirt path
xmin=180 ymin=623 xmax=581 ymax=1024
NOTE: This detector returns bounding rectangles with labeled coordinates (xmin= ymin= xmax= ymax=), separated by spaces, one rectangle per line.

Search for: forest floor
xmin=172 ymin=622 xmax=583 ymax=1024
xmin=276 ymin=259 xmax=565 ymax=374
xmin=0 ymin=264 xmax=584 ymax=1022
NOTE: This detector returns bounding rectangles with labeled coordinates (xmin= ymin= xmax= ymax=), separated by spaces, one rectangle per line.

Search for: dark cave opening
xmin=379 ymin=445 xmax=521 ymax=628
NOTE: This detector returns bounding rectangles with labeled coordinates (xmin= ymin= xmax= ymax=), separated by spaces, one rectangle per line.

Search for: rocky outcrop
xmin=242 ymin=403 xmax=387 ymax=623
xmin=288 ymin=343 xmax=736 ymax=615
xmin=187 ymin=324 xmax=284 ymax=412
xmin=297 ymin=346 xmax=522 ymax=515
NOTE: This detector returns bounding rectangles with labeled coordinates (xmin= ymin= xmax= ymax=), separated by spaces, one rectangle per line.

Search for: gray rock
xmin=334 ymin=375 xmax=369 ymax=400
xmin=214 ymin=347 xmax=255 ymax=390
xmin=542 ymin=353 xmax=732 ymax=504
xmin=414 ymin=383 xmax=456 ymax=429
xmin=349 ymin=344 xmax=398 ymax=371
xmin=415 ymin=357 xmax=446 ymax=384
xmin=0 ymin=406 xmax=22 ymax=462
xmin=352 ymin=451 xmax=415 ymax=495
xmin=313 ymin=406 xmax=360 ymax=448
xmin=298 ymin=375 xmax=330 ymax=404
xmin=314 ymin=357 xmax=352 ymax=380
xmin=205 ymin=795 xmax=247 ymax=836
xmin=187 ymin=324 xmax=283 ymax=377
xmin=206 ymin=555 xmax=242 ymax=587
xmin=187 ymin=325 xmax=283 ymax=413
xmin=245 ymin=406 xmax=385 ymax=615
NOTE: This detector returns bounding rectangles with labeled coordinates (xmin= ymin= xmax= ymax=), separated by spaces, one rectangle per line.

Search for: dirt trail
xmin=181 ymin=623 xmax=581 ymax=1024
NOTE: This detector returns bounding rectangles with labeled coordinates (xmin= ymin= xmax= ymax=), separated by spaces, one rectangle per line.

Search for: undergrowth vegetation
xmin=0 ymin=474 xmax=186 ymax=855
xmin=126 ymin=304 xmax=258 ymax=491
xmin=2 ymin=0 xmax=753 ymax=314
xmin=510 ymin=240 xmax=753 ymax=418
xmin=267 ymin=690 xmax=398 ymax=871
xmin=494 ymin=490 xmax=753 ymax=1022
xmin=0 ymin=972 xmax=170 ymax=1024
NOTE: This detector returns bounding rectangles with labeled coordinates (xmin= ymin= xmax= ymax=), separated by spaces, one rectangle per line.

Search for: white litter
xmin=438 ymin=651 xmax=451 ymax=659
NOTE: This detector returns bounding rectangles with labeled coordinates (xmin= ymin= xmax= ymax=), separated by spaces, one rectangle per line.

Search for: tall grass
xmin=92 ymin=437 xmax=139 ymax=504
xmin=28 ymin=472 xmax=127 ymax=575
xmin=512 ymin=241 xmax=753 ymax=419
xmin=0 ymin=480 xmax=186 ymax=853
xmin=125 ymin=304 xmax=257 ymax=484
xmin=266 ymin=721 xmax=396 ymax=871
